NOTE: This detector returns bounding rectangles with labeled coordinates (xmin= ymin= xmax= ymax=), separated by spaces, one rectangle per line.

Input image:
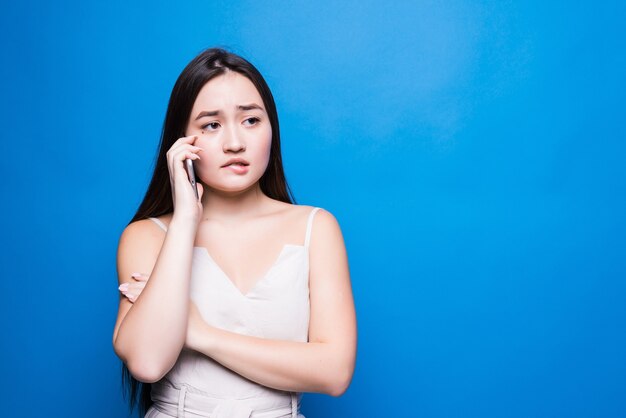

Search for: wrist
xmin=196 ymin=322 xmax=218 ymax=355
xmin=169 ymin=214 xmax=198 ymax=233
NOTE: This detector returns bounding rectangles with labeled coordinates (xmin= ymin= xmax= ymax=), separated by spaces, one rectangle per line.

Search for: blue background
xmin=1 ymin=1 xmax=625 ymax=417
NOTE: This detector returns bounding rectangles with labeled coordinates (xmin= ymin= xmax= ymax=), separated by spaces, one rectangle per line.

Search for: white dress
xmin=143 ymin=207 xmax=321 ymax=418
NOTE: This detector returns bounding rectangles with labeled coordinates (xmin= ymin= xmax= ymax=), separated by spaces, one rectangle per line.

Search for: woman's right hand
xmin=167 ymin=135 xmax=205 ymax=225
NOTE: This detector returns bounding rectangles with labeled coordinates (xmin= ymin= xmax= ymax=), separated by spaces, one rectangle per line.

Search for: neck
xmin=199 ymin=182 xmax=269 ymax=224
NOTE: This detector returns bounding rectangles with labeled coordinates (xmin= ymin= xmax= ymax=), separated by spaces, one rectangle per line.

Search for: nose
xmin=222 ymin=124 xmax=246 ymax=153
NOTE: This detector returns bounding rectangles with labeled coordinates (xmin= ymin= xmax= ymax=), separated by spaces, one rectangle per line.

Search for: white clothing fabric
xmin=144 ymin=207 xmax=321 ymax=417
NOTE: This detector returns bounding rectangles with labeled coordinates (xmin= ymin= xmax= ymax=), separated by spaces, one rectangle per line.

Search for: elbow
xmin=320 ymin=344 xmax=356 ymax=397
xmin=126 ymin=357 xmax=166 ymax=384
xmin=113 ymin=340 xmax=166 ymax=384
xmin=326 ymin=366 xmax=354 ymax=397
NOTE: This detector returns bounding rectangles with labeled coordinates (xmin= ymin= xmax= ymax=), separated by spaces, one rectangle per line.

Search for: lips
xmin=222 ymin=158 xmax=250 ymax=167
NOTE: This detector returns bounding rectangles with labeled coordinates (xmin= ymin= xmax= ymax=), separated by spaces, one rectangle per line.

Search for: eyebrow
xmin=194 ymin=103 xmax=264 ymax=120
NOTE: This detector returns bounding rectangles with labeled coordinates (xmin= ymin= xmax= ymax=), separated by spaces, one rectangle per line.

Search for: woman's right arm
xmin=112 ymin=216 xmax=197 ymax=383
xmin=111 ymin=134 xmax=205 ymax=383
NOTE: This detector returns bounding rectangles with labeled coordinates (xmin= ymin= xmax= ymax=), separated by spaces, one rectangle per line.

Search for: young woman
xmin=112 ymin=47 xmax=357 ymax=418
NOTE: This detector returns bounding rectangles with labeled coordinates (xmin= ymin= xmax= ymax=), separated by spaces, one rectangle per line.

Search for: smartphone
xmin=184 ymin=159 xmax=199 ymax=201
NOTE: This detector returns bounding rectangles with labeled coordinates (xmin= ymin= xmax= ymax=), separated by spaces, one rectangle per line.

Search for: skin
xmin=113 ymin=70 xmax=357 ymax=396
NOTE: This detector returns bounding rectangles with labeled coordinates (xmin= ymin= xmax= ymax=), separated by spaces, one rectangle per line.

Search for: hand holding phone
xmin=184 ymin=158 xmax=199 ymax=201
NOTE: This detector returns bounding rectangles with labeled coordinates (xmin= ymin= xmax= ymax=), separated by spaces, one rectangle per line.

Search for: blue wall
xmin=2 ymin=1 xmax=624 ymax=417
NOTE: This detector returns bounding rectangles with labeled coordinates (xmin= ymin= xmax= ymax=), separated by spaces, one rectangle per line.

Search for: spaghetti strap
xmin=148 ymin=217 xmax=168 ymax=232
xmin=304 ymin=207 xmax=321 ymax=250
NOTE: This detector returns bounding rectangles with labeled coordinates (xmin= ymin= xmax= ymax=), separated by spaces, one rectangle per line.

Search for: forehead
xmin=192 ymin=71 xmax=263 ymax=109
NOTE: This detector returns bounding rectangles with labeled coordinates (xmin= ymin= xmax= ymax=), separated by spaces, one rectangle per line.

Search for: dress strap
xmin=304 ymin=207 xmax=321 ymax=250
xmin=148 ymin=217 xmax=168 ymax=232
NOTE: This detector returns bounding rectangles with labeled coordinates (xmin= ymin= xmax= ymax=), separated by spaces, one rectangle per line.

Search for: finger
xmin=131 ymin=274 xmax=149 ymax=282
xmin=174 ymin=135 xmax=199 ymax=146
xmin=171 ymin=150 xmax=201 ymax=180
xmin=126 ymin=282 xmax=146 ymax=295
xmin=179 ymin=135 xmax=199 ymax=143
xmin=172 ymin=144 xmax=204 ymax=159
xmin=168 ymin=136 xmax=199 ymax=156
xmin=174 ymin=148 xmax=202 ymax=163
xmin=174 ymin=153 xmax=202 ymax=185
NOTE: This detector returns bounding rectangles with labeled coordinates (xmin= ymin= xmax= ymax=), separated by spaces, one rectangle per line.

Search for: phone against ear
xmin=184 ymin=159 xmax=199 ymax=201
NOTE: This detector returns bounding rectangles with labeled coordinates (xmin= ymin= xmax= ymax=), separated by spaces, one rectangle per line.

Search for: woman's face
xmin=185 ymin=71 xmax=272 ymax=194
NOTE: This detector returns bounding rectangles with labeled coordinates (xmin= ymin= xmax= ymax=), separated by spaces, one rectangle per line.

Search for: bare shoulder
xmin=265 ymin=202 xmax=336 ymax=241
xmin=119 ymin=217 xmax=167 ymax=252
xmin=308 ymin=206 xmax=342 ymax=239
xmin=116 ymin=217 xmax=169 ymax=281
xmin=288 ymin=204 xmax=338 ymax=227
xmin=286 ymin=205 xmax=343 ymax=251
xmin=281 ymin=203 xmax=327 ymax=217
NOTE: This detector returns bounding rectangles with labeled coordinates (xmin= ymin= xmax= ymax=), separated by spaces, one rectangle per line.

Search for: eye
xmin=202 ymin=121 xmax=221 ymax=131
xmin=243 ymin=117 xmax=260 ymax=126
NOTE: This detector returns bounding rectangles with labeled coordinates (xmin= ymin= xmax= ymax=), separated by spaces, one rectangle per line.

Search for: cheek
xmin=262 ymin=127 xmax=272 ymax=155
xmin=253 ymin=129 xmax=272 ymax=175
xmin=190 ymin=141 xmax=219 ymax=181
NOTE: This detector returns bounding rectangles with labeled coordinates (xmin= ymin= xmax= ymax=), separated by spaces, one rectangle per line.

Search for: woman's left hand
xmin=118 ymin=272 xmax=149 ymax=303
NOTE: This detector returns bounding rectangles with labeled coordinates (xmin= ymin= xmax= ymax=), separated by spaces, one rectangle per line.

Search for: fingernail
xmin=119 ymin=283 xmax=129 ymax=291
xmin=131 ymin=272 xmax=141 ymax=278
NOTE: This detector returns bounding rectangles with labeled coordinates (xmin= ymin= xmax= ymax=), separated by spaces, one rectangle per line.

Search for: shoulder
xmin=283 ymin=203 xmax=332 ymax=217
xmin=304 ymin=206 xmax=343 ymax=245
xmin=117 ymin=217 xmax=168 ymax=256
xmin=301 ymin=204 xmax=338 ymax=223
xmin=121 ymin=216 xmax=167 ymax=238
xmin=269 ymin=202 xmax=339 ymax=237
xmin=116 ymin=216 xmax=171 ymax=285
xmin=267 ymin=201 xmax=317 ymax=222
xmin=285 ymin=204 xmax=338 ymax=226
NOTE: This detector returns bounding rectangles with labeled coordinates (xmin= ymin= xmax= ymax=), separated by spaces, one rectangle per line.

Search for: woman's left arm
xmin=187 ymin=209 xmax=357 ymax=396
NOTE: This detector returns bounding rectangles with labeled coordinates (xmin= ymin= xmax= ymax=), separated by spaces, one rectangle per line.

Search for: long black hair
xmin=120 ymin=47 xmax=296 ymax=417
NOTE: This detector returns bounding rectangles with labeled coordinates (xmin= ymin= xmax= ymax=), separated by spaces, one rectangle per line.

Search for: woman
xmin=112 ymin=47 xmax=357 ymax=418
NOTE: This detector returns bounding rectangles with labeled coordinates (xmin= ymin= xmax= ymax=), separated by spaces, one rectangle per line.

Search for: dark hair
xmin=120 ymin=47 xmax=296 ymax=417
